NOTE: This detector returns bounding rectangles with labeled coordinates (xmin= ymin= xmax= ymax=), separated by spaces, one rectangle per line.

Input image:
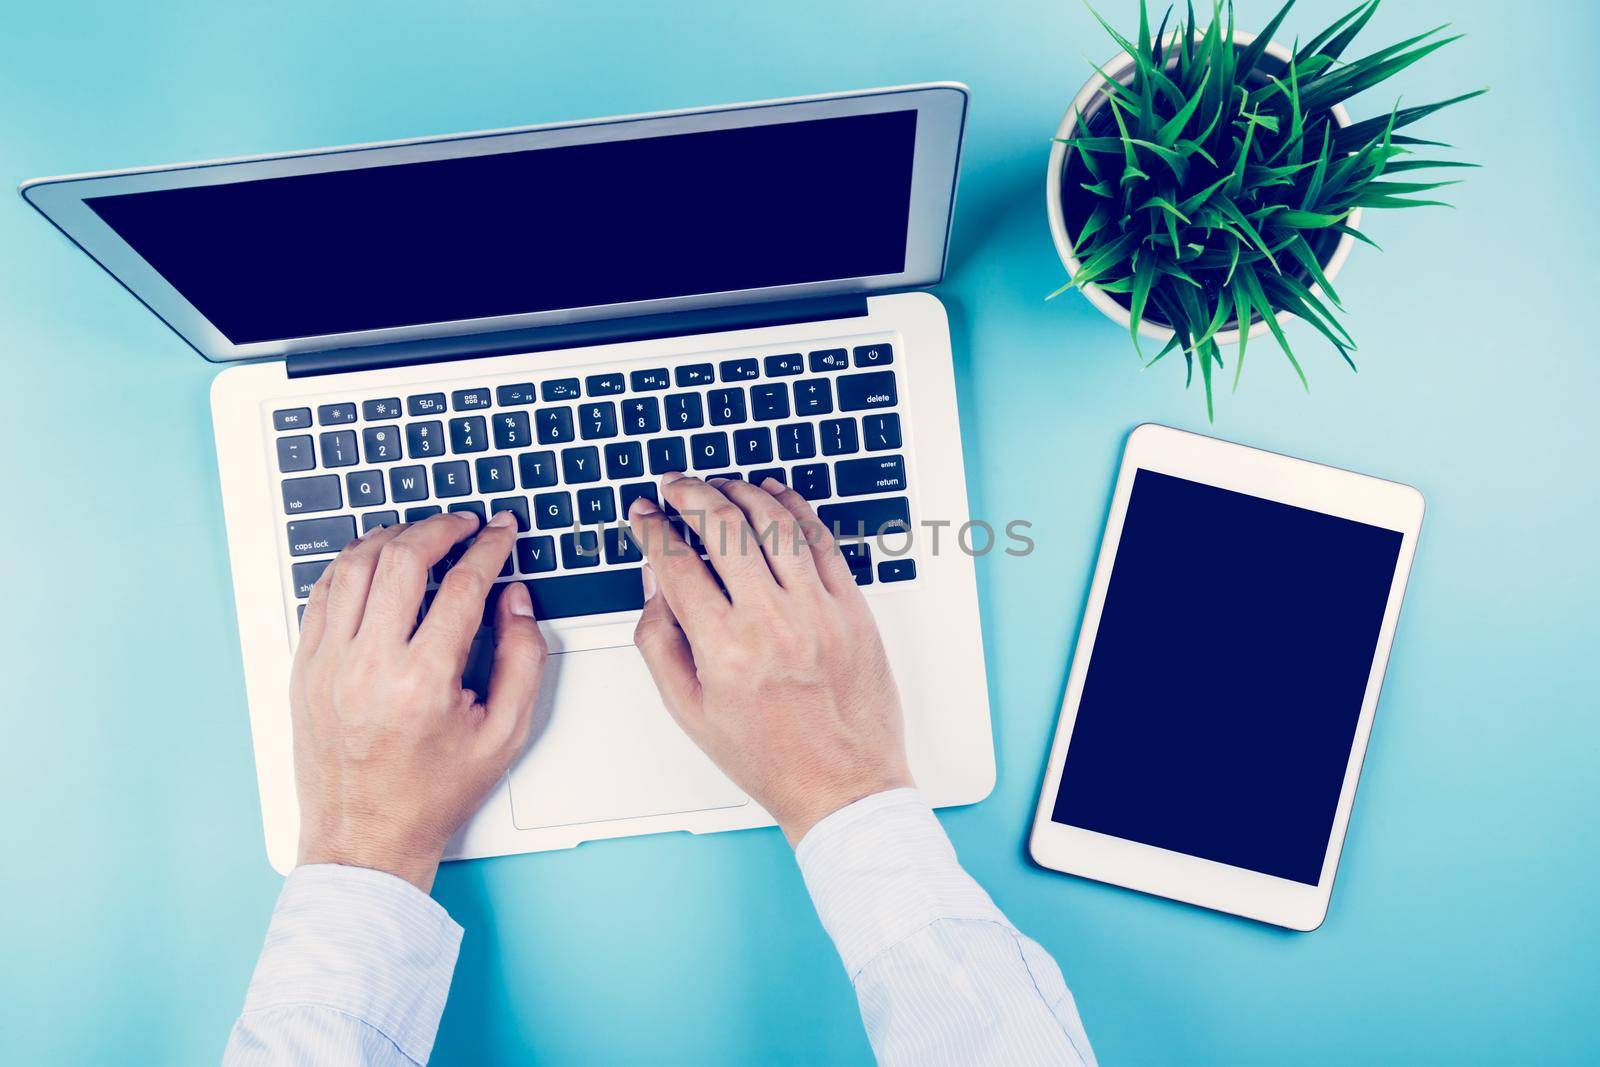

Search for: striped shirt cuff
xmin=241 ymin=864 xmax=463 ymax=1065
xmin=795 ymin=788 xmax=1008 ymax=979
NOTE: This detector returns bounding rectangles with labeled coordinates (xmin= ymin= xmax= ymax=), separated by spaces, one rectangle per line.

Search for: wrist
xmin=775 ymin=767 xmax=915 ymax=847
xmin=298 ymin=828 xmax=445 ymax=893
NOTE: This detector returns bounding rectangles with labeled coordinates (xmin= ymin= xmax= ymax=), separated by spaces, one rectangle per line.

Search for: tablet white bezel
xmin=1028 ymin=424 xmax=1423 ymax=930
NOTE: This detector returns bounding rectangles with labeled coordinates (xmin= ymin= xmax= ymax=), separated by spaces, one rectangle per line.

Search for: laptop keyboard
xmin=273 ymin=340 xmax=917 ymax=626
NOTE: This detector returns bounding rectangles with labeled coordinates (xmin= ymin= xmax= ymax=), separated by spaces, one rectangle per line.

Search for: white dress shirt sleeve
xmin=223 ymin=864 xmax=463 ymax=1067
xmin=796 ymin=788 xmax=1096 ymax=1067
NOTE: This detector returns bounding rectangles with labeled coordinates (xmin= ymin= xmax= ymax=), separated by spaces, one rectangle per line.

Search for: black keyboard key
xmin=749 ymin=467 xmax=786 ymax=487
xmin=604 ymin=526 xmax=643 ymax=565
xmin=317 ymin=402 xmax=356 ymax=425
xmin=751 ymin=383 xmax=790 ymax=421
xmin=282 ymin=475 xmax=342 ymax=514
xmin=877 ymin=558 xmax=916 ymax=583
xmin=619 ymin=482 xmax=658 ymax=516
xmin=320 ymin=430 xmax=358 ymax=468
xmin=362 ymin=510 xmax=400 ymax=533
xmin=405 ymin=505 xmax=442 ymax=522
xmin=518 ymin=450 xmax=557 ymax=489
xmin=765 ymin=353 xmax=804 ymax=377
xmin=841 ymin=542 xmax=873 ymax=585
xmin=605 ymin=441 xmax=645 ymax=480
xmin=274 ymin=407 xmax=312 ymax=431
xmin=363 ymin=425 xmax=402 ymax=464
xmin=560 ymin=530 xmax=601 ymax=569
xmin=648 ymin=436 xmax=688 ymax=474
xmin=542 ymin=378 xmax=581 ymax=402
xmin=630 ymin=368 xmax=670 ymax=391
xmin=821 ymin=418 xmax=859 ymax=456
xmin=707 ymin=387 xmax=747 ymax=426
xmin=363 ymin=398 xmax=403 ymax=421
xmin=449 ymin=416 xmax=488 ymax=453
xmin=622 ymin=397 xmax=661 ymax=435
xmin=430 ymin=541 xmax=470 ymax=585
xmin=777 ymin=422 xmax=816 ymax=461
xmin=536 ymin=407 xmax=575 ymax=445
xmin=408 ymin=393 xmax=447 ymax=417
xmin=700 ymin=472 xmax=743 ymax=483
xmin=287 ymin=515 xmax=357 ymax=557
xmin=346 ymin=470 xmax=386 ymax=508
xmin=734 ymin=427 xmax=773 ymax=465
xmin=475 ymin=455 xmax=515 ymax=493
xmin=452 ymin=387 xmax=491 ymax=411
xmin=406 ymin=421 xmax=445 ymax=458
xmin=534 ymin=491 xmax=572 ymax=529
xmin=809 ymin=348 xmax=849 ymax=372
xmin=719 ymin=357 xmax=759 ymax=381
xmin=561 ymin=446 xmax=602 ymax=484
xmin=490 ymin=496 xmax=531 ymax=532
xmin=390 ymin=465 xmax=428 ymax=502
xmin=836 ymin=454 xmax=907 ymax=497
xmin=448 ymin=500 xmax=487 ymax=523
xmin=497 ymin=382 xmax=537 ymax=407
xmin=665 ymin=392 xmax=704 ymax=430
xmin=432 ymin=460 xmax=471 ymax=498
xmin=577 ymin=486 xmax=616 ymax=524
xmin=817 ymin=496 xmax=911 ymax=538
xmin=837 ymin=371 xmax=898 ymax=412
xmin=493 ymin=411 xmax=531 ymax=450
xmin=792 ymin=463 xmax=832 ymax=501
xmin=292 ymin=559 xmax=333 ymax=598
xmin=793 ymin=378 xmax=834 ymax=416
xmin=277 ymin=435 xmax=314 ymax=473
xmin=675 ymin=363 xmax=715 ymax=388
xmin=516 ymin=535 xmax=557 ymax=574
xmin=691 ymin=432 xmax=730 ymax=471
xmin=863 ymin=413 xmax=902 ymax=451
xmin=579 ymin=401 xmax=618 ymax=440
xmin=853 ymin=343 xmax=894 ymax=368
xmin=585 ymin=372 xmax=625 ymax=396
xmin=521 ymin=569 xmax=644 ymax=619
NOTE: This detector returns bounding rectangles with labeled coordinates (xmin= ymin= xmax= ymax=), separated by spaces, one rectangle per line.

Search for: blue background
xmin=2 ymin=0 xmax=1595 ymax=1062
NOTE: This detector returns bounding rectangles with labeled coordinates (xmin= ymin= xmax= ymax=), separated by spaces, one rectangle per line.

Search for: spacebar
xmin=485 ymin=570 xmax=645 ymax=624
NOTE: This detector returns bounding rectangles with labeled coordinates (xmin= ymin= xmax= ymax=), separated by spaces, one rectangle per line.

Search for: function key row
xmin=272 ymin=345 xmax=893 ymax=431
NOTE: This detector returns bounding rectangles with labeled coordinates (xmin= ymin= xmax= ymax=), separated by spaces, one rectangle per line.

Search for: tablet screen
xmin=1050 ymin=469 xmax=1404 ymax=885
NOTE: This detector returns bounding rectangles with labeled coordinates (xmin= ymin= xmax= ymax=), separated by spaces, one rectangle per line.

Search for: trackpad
xmin=506 ymin=643 xmax=748 ymax=830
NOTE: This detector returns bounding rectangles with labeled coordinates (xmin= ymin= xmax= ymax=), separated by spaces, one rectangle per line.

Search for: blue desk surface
xmin=4 ymin=1 xmax=1596 ymax=1062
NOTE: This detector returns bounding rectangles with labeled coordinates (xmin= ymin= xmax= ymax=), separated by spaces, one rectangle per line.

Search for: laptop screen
xmin=83 ymin=110 xmax=918 ymax=346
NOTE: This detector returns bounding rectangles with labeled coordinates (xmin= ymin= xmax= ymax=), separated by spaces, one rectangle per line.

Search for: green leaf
xmin=1332 ymin=89 xmax=1488 ymax=153
xmin=1128 ymin=255 xmax=1158 ymax=353
xmin=1155 ymin=70 xmax=1211 ymax=146
xmin=1294 ymin=0 xmax=1379 ymax=65
xmin=1214 ymin=195 xmax=1279 ymax=270
xmin=1277 ymin=208 xmax=1350 ymax=227
xmin=1283 ymin=233 xmax=1342 ymax=307
xmin=1230 ymin=280 xmax=1252 ymax=392
xmin=1236 ymin=262 xmax=1307 ymax=389
xmin=1234 ymin=0 xmax=1298 ymax=83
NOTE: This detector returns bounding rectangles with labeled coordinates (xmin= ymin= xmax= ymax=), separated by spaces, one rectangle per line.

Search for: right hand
xmin=626 ymin=473 xmax=913 ymax=845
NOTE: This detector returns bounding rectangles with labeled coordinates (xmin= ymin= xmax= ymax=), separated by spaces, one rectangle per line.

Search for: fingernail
xmin=630 ymin=494 xmax=659 ymax=516
xmin=640 ymin=564 xmax=657 ymax=600
xmin=457 ymin=509 xmax=481 ymax=527
xmin=761 ymin=477 xmax=785 ymax=495
xmin=506 ymin=580 xmax=535 ymax=618
xmin=487 ymin=509 xmax=515 ymax=529
xmin=662 ymin=471 xmax=686 ymax=484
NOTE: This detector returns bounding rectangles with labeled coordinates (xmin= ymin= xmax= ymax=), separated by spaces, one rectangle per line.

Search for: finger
xmin=659 ymin=473 xmax=775 ymax=600
xmin=360 ymin=511 xmax=481 ymax=641
xmin=761 ymin=479 xmax=859 ymax=598
xmin=479 ymin=580 xmax=548 ymax=758
xmin=626 ymin=493 xmax=728 ymax=641
xmin=318 ymin=523 xmax=409 ymax=640
xmin=413 ymin=509 xmax=519 ymax=664
xmin=632 ymin=566 xmax=704 ymax=729
xmin=718 ymin=477 xmax=823 ymax=590
xmin=295 ymin=556 xmax=337 ymax=660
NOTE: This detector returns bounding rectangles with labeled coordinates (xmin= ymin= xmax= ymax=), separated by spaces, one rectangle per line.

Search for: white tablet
xmin=1029 ymin=425 xmax=1424 ymax=930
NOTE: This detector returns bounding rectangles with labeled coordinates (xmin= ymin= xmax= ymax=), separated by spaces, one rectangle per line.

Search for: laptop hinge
xmin=285 ymin=294 xmax=871 ymax=379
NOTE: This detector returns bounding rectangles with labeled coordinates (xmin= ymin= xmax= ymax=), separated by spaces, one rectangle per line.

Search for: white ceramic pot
xmin=1045 ymin=31 xmax=1362 ymax=346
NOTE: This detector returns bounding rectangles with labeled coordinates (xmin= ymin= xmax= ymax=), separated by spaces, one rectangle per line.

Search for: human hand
xmin=290 ymin=510 xmax=547 ymax=891
xmin=627 ymin=473 xmax=912 ymax=845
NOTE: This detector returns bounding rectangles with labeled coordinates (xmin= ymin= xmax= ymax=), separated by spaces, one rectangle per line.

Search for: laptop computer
xmin=21 ymin=84 xmax=995 ymax=873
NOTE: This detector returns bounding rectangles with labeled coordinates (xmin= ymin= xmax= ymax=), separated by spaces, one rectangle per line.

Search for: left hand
xmin=290 ymin=510 xmax=547 ymax=892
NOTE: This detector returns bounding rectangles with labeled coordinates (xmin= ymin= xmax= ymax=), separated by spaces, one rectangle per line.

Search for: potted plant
xmin=1047 ymin=0 xmax=1481 ymax=418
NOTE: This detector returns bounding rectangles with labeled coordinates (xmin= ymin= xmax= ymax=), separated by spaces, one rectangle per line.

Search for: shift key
xmin=287 ymin=515 xmax=358 ymax=557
